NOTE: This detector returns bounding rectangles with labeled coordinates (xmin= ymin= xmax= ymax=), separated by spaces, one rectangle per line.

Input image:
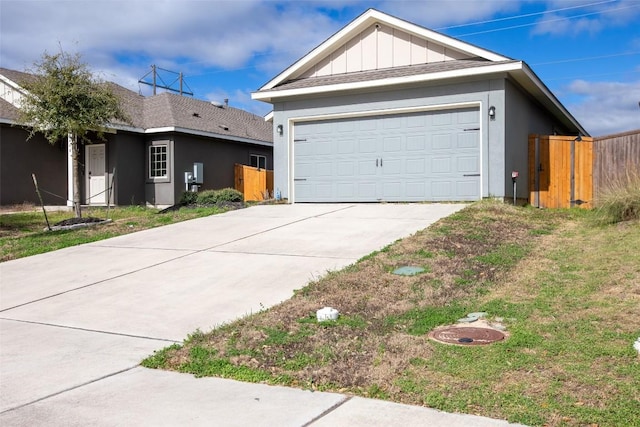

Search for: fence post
xmin=32 ymin=173 xmax=52 ymax=231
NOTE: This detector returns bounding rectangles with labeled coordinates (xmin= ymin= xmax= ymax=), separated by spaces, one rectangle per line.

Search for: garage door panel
xmin=457 ymin=132 xmax=477 ymax=148
xmin=457 ymin=109 xmax=479 ymax=124
xmin=382 ymin=181 xmax=402 ymax=198
xmin=433 ymin=134 xmax=453 ymax=150
xmin=383 ymin=136 xmax=402 ymax=153
xmin=357 ymin=182 xmax=377 ymax=199
xmin=406 ymin=135 xmax=426 ymax=151
xmin=432 ymin=181 xmax=453 ymax=197
xmin=316 ymin=162 xmax=332 ymax=176
xmin=337 ymin=182 xmax=355 ymax=198
xmin=358 ymin=160 xmax=377 ymax=175
xmin=457 ymin=156 xmax=479 ymax=172
xmin=358 ymin=137 xmax=377 ymax=153
xmin=293 ymin=107 xmax=480 ymax=202
xmin=338 ymin=140 xmax=355 ymax=154
xmin=406 ymin=158 xmax=425 ymax=174
xmin=382 ymin=159 xmax=403 ymax=176
xmin=405 ymin=181 xmax=426 ymax=198
xmin=432 ymin=157 xmax=451 ymax=173
xmin=384 ymin=116 xmax=402 ymax=129
xmin=457 ymin=181 xmax=479 ymax=197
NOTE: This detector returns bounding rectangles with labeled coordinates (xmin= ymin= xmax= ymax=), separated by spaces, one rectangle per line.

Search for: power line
xmin=436 ymin=0 xmax=616 ymax=30
xmin=533 ymin=51 xmax=640 ymax=66
xmin=453 ymin=3 xmax=640 ymax=37
xmin=544 ymin=69 xmax=640 ymax=82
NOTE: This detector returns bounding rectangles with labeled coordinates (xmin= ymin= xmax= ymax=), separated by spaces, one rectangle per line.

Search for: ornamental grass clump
xmin=595 ymin=168 xmax=640 ymax=223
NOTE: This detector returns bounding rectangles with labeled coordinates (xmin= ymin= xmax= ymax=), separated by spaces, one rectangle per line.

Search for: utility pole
xmin=138 ymin=65 xmax=194 ymax=96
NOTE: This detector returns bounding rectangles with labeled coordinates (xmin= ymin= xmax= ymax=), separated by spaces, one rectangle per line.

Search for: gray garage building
xmin=252 ymin=9 xmax=588 ymax=203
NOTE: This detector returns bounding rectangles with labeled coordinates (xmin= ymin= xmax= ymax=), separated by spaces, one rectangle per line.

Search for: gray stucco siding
xmin=0 ymin=125 xmax=68 ymax=206
xmin=110 ymin=132 xmax=145 ymax=205
xmin=271 ymin=77 xmax=509 ymax=201
xmin=172 ymin=134 xmax=273 ymax=203
xmin=504 ymin=79 xmax=569 ymax=201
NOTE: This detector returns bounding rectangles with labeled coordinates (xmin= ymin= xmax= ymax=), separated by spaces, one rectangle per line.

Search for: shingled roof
xmin=0 ymin=68 xmax=272 ymax=145
xmin=271 ymin=58 xmax=518 ymax=92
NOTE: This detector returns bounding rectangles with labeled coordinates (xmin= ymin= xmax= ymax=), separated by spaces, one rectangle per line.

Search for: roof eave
xmin=145 ymin=126 xmax=273 ymax=147
xmin=252 ymin=62 xmax=524 ymax=102
xmin=252 ymin=61 xmax=588 ymax=137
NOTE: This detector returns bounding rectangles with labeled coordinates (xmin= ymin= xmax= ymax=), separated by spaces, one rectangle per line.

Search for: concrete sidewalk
xmin=0 ymin=203 xmax=524 ymax=426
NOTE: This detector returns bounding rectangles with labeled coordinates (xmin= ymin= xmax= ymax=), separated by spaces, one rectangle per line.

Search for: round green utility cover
xmin=392 ymin=266 xmax=425 ymax=276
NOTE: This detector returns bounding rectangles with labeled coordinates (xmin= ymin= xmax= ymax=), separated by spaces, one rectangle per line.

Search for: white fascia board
xmin=258 ymin=9 xmax=509 ymax=92
xmin=0 ymin=74 xmax=25 ymax=92
xmin=264 ymin=111 xmax=274 ymax=122
xmin=253 ymin=62 xmax=524 ymax=102
xmin=144 ymin=126 xmax=273 ymax=147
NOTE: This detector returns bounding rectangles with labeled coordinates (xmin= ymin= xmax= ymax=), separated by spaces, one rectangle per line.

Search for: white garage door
xmin=293 ymin=107 xmax=480 ymax=202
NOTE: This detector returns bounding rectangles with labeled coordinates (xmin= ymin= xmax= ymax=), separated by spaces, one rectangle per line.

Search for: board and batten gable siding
xmin=299 ymin=23 xmax=472 ymax=79
xmin=271 ymin=76 xmax=507 ymax=201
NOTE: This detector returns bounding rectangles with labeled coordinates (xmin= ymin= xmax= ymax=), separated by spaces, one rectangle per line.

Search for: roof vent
xmin=218 ymin=125 xmax=229 ymax=131
xmin=211 ymin=101 xmax=224 ymax=108
xmin=192 ymin=112 xmax=200 ymax=118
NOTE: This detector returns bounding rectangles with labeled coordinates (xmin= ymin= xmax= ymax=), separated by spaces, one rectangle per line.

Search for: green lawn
xmin=0 ymin=204 xmax=234 ymax=262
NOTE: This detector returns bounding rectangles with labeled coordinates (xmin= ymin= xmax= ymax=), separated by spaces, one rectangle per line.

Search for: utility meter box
xmin=193 ymin=162 xmax=204 ymax=185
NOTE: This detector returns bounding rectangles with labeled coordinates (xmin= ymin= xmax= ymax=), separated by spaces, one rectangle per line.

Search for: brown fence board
xmin=529 ymin=135 xmax=593 ymax=209
xmin=234 ymin=164 xmax=274 ymax=201
xmin=593 ymin=130 xmax=640 ymax=198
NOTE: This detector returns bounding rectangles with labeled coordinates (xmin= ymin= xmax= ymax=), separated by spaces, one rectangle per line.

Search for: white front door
xmin=86 ymin=144 xmax=106 ymax=205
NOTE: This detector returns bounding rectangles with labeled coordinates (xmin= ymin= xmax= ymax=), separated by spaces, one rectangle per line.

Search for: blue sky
xmin=1 ymin=0 xmax=639 ymax=136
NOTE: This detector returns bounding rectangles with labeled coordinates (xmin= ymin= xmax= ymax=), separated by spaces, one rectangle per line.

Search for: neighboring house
xmin=253 ymin=9 xmax=588 ymax=203
xmin=0 ymin=68 xmax=273 ymax=207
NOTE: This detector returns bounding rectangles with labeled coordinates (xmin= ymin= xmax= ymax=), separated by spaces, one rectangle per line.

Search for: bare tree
xmin=16 ymin=50 xmax=129 ymax=217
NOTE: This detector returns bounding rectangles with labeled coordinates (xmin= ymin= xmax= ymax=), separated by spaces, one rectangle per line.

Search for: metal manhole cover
xmin=428 ymin=326 xmax=505 ymax=346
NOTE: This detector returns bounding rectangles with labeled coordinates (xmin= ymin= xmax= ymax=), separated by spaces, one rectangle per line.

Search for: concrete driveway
xmin=0 ymin=203 xmax=522 ymax=426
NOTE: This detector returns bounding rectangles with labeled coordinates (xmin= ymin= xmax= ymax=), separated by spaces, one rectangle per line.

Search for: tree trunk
xmin=71 ymin=133 xmax=82 ymax=218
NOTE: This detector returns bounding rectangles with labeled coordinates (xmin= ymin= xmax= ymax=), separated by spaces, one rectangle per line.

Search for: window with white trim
xmin=149 ymin=144 xmax=168 ymax=178
xmin=250 ymin=154 xmax=267 ymax=170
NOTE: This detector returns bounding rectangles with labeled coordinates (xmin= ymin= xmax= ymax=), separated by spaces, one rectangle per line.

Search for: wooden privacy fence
xmin=593 ymin=130 xmax=640 ymax=197
xmin=234 ymin=164 xmax=274 ymax=201
xmin=529 ymin=135 xmax=593 ymax=209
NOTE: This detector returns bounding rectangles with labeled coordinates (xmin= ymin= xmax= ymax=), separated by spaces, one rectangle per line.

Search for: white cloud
xmin=376 ymin=0 xmax=521 ymax=28
xmin=566 ymin=79 xmax=640 ymax=136
xmin=532 ymin=0 xmax=640 ymax=37
xmin=0 ymin=1 xmax=339 ymax=81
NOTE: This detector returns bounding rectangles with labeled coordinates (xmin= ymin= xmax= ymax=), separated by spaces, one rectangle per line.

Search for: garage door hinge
xmin=464 ymin=128 xmax=480 ymax=131
xmin=294 ymin=139 xmax=307 ymax=142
